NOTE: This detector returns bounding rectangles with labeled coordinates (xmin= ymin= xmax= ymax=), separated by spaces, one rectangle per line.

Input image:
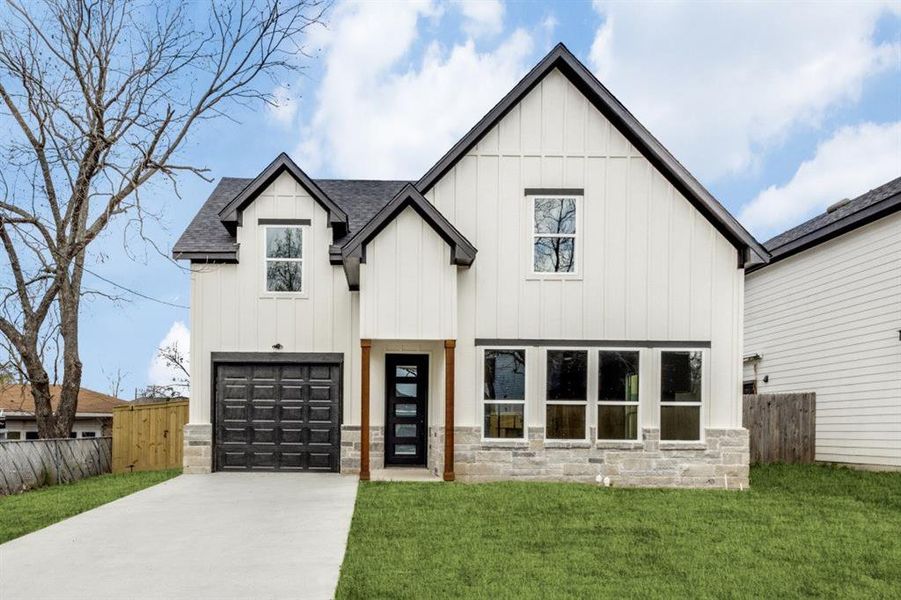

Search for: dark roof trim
xmin=748 ymin=189 xmax=901 ymax=273
xmin=525 ymin=188 xmax=584 ymax=196
xmin=475 ymin=338 xmax=711 ymax=348
xmin=341 ymin=183 xmax=477 ymax=289
xmin=416 ymin=43 xmax=769 ymax=267
xmin=217 ymin=153 xmax=348 ymax=234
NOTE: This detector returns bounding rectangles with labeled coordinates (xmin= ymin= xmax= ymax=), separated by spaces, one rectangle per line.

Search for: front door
xmin=385 ymin=354 xmax=428 ymax=466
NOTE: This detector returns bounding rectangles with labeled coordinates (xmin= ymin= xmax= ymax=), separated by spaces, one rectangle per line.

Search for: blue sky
xmin=80 ymin=0 xmax=900 ymax=397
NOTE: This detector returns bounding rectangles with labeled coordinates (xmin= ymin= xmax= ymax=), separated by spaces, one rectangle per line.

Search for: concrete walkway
xmin=0 ymin=473 xmax=358 ymax=600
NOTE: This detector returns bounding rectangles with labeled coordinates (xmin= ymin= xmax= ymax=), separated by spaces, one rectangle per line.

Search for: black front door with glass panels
xmin=385 ymin=354 xmax=428 ymax=466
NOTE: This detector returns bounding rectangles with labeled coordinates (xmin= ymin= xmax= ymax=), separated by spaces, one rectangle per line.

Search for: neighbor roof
xmin=0 ymin=385 xmax=127 ymax=416
xmin=749 ymin=176 xmax=901 ymax=271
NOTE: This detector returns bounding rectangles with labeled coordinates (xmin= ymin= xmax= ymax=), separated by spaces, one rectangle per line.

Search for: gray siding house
xmin=745 ymin=177 xmax=901 ymax=469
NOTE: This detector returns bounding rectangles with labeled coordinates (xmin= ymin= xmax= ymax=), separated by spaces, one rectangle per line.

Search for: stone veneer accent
xmin=451 ymin=427 xmax=749 ymax=489
xmin=183 ymin=423 xmax=212 ymax=474
xmin=340 ymin=425 xmax=384 ymax=474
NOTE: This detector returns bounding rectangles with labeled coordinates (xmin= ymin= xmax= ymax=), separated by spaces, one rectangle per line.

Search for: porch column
xmin=443 ymin=339 xmax=456 ymax=481
xmin=360 ymin=338 xmax=372 ymax=481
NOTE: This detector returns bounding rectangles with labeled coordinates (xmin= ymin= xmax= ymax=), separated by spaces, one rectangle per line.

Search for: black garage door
xmin=214 ymin=362 xmax=341 ymax=472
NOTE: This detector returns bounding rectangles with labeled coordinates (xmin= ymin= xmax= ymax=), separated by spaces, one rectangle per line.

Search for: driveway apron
xmin=0 ymin=473 xmax=358 ymax=600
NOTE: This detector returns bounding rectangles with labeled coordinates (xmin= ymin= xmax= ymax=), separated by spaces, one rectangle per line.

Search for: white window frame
xmin=543 ymin=348 xmax=590 ymax=442
xmin=262 ymin=224 xmax=306 ymax=296
xmin=527 ymin=195 xmax=582 ymax=279
xmin=658 ymin=348 xmax=707 ymax=443
xmin=480 ymin=347 xmax=528 ymax=442
xmin=596 ymin=347 xmax=642 ymax=443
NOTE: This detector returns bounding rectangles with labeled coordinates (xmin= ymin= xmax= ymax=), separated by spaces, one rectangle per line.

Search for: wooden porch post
xmin=443 ymin=339 xmax=456 ymax=482
xmin=360 ymin=339 xmax=372 ymax=481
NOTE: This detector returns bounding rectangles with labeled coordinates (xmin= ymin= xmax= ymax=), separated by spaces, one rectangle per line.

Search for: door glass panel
xmin=396 ymin=365 xmax=417 ymax=378
xmin=395 ymin=403 xmax=417 ymax=417
xmin=395 ymin=444 xmax=417 ymax=455
xmin=395 ymin=424 xmax=417 ymax=437
xmin=396 ymin=383 xmax=417 ymax=398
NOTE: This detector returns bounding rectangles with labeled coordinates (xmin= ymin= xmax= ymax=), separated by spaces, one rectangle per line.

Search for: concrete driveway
xmin=0 ymin=473 xmax=358 ymax=600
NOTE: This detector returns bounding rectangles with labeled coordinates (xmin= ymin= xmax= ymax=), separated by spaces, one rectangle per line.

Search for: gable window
xmin=597 ymin=350 xmax=640 ymax=441
xmin=483 ymin=349 xmax=526 ymax=440
xmin=545 ymin=350 xmax=588 ymax=440
xmin=532 ymin=197 xmax=578 ymax=274
xmin=264 ymin=226 xmax=304 ymax=293
xmin=660 ymin=351 xmax=703 ymax=441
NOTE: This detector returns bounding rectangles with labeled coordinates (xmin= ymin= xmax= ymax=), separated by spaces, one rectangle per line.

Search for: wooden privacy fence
xmin=742 ymin=393 xmax=816 ymax=465
xmin=0 ymin=438 xmax=111 ymax=495
xmin=112 ymin=400 xmax=188 ymax=473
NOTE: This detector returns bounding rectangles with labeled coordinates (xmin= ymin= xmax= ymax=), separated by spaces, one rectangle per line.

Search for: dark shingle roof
xmin=749 ymin=176 xmax=901 ymax=271
xmin=173 ymin=177 xmax=408 ymax=257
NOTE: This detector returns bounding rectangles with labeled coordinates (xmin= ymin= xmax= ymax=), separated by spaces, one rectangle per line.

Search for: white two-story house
xmin=174 ymin=44 xmax=769 ymax=488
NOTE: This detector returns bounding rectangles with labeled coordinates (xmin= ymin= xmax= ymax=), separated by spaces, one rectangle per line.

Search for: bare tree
xmin=102 ymin=366 xmax=127 ymax=398
xmin=0 ymin=0 xmax=324 ymax=437
xmin=157 ymin=341 xmax=189 ymax=390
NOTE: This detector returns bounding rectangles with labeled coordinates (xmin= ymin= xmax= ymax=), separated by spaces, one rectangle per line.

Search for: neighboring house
xmin=0 ymin=385 xmax=126 ymax=440
xmin=745 ymin=177 xmax=901 ymax=470
xmin=174 ymin=44 xmax=769 ymax=487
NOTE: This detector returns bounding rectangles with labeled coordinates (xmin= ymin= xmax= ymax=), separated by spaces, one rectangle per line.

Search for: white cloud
xmin=268 ymin=85 xmax=298 ymax=125
xmin=740 ymin=121 xmax=901 ymax=238
xmin=454 ymin=0 xmax=504 ymax=37
xmin=296 ymin=0 xmax=534 ymax=179
xmin=147 ymin=321 xmax=190 ymax=388
xmin=589 ymin=1 xmax=900 ymax=181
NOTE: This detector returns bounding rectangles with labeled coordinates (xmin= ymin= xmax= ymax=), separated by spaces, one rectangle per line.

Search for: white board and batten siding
xmin=424 ymin=68 xmax=745 ymax=431
xmin=189 ymin=172 xmax=359 ymax=425
xmin=745 ymin=211 xmax=901 ymax=468
xmin=359 ymin=206 xmax=457 ymax=340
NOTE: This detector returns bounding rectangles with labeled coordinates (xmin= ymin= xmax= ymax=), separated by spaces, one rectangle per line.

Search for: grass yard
xmin=337 ymin=465 xmax=901 ymax=599
xmin=0 ymin=469 xmax=180 ymax=544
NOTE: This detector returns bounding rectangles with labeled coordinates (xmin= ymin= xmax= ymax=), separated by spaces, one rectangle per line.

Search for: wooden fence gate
xmin=112 ymin=400 xmax=188 ymax=473
xmin=742 ymin=393 xmax=816 ymax=465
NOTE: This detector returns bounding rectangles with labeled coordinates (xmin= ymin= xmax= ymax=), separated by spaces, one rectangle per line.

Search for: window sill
xmin=660 ymin=442 xmax=706 ymax=451
xmin=259 ymin=292 xmax=309 ymax=300
xmin=595 ymin=441 xmax=643 ymax=450
xmin=544 ymin=440 xmax=592 ymax=449
xmin=479 ymin=439 xmax=530 ymax=449
xmin=524 ymin=274 xmax=583 ymax=282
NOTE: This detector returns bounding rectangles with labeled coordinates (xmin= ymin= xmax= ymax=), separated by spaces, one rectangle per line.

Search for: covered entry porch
xmin=355 ymin=339 xmax=457 ymax=481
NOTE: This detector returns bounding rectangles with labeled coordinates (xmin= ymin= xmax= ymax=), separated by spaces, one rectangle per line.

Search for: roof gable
xmin=340 ymin=183 xmax=477 ymax=290
xmin=217 ymin=153 xmax=349 ymax=234
xmin=416 ymin=43 xmax=769 ymax=267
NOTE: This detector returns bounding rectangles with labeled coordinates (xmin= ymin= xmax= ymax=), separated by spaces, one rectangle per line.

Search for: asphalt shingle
xmin=173 ymin=177 xmax=409 ymax=255
xmin=764 ymin=176 xmax=901 ymax=252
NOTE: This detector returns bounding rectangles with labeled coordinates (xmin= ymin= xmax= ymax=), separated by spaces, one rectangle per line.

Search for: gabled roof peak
xmin=417 ymin=42 xmax=769 ymax=267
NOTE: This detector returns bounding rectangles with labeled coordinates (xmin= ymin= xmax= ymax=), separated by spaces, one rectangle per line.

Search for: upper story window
xmin=264 ymin=225 xmax=304 ymax=293
xmin=532 ymin=196 xmax=578 ymax=274
xmin=660 ymin=350 xmax=703 ymax=441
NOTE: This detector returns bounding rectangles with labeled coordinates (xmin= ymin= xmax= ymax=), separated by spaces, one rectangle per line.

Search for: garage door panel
xmin=280 ymin=385 xmax=304 ymax=401
xmin=215 ymin=361 xmax=341 ymax=472
xmin=251 ymin=404 xmax=277 ymax=421
xmin=308 ymin=452 xmax=335 ymax=470
xmin=308 ymin=427 xmax=337 ymax=445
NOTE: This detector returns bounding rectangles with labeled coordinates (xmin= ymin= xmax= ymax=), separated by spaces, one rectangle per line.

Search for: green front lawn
xmin=337 ymin=465 xmax=901 ymax=599
xmin=0 ymin=469 xmax=180 ymax=544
